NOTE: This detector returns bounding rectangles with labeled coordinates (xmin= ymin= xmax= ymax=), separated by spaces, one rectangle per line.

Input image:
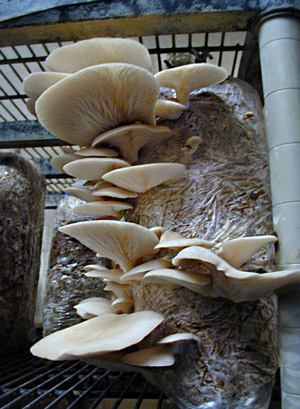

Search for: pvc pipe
xmin=256 ymin=10 xmax=300 ymax=408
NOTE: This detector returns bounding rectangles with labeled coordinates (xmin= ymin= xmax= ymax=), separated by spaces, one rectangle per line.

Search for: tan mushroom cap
xmin=46 ymin=38 xmax=153 ymax=73
xmin=63 ymin=158 xmax=130 ymax=181
xmin=104 ymin=282 xmax=132 ymax=300
xmin=155 ymin=63 xmax=228 ymax=103
xmin=144 ymin=268 xmax=211 ymax=292
xmin=73 ymin=200 xmax=132 ymax=218
xmin=59 ymin=221 xmax=158 ymax=272
xmin=83 ymin=264 xmax=108 ymax=272
xmin=92 ymin=124 xmax=172 ymax=163
xmin=35 ymin=63 xmax=159 ymax=146
xmin=23 ymin=72 xmax=69 ymax=99
xmin=65 ymin=187 xmax=98 ymax=202
xmin=74 ymin=298 xmax=114 ymax=319
xmin=102 ymin=163 xmax=186 ymax=193
xmin=51 ymin=153 xmax=80 ymax=172
xmin=30 ymin=310 xmax=164 ymax=360
xmin=92 ymin=186 xmax=138 ymax=199
xmin=122 ymin=346 xmax=175 ymax=367
xmin=26 ymin=98 xmax=36 ymax=116
xmin=158 ymin=333 xmax=199 ymax=344
xmin=111 ymin=297 xmax=134 ymax=314
xmin=121 ymin=258 xmax=172 ymax=283
xmin=155 ymin=99 xmax=187 ymax=120
xmin=216 ymin=235 xmax=278 ymax=268
xmin=76 ymin=147 xmax=119 ymax=157
xmin=85 ymin=269 xmax=123 ymax=281
xmin=150 ymin=226 xmax=166 ymax=239
xmin=155 ymin=230 xmax=213 ymax=250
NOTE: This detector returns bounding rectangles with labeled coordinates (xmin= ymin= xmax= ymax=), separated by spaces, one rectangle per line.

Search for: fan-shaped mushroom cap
xmin=46 ymin=38 xmax=153 ymax=73
xmin=173 ymin=246 xmax=300 ymax=302
xmin=74 ymin=298 xmax=114 ymax=319
xmin=102 ymin=163 xmax=186 ymax=193
xmin=155 ymin=99 xmax=187 ymax=120
xmin=85 ymin=269 xmax=123 ymax=281
xmin=143 ymin=268 xmax=211 ymax=292
xmin=76 ymin=147 xmax=119 ymax=157
xmin=23 ymin=71 xmax=69 ymax=99
xmin=121 ymin=258 xmax=172 ymax=282
xmin=30 ymin=311 xmax=164 ymax=360
xmin=150 ymin=226 xmax=166 ymax=239
xmin=35 ymin=64 xmax=159 ymax=146
xmin=51 ymin=153 xmax=80 ymax=172
xmin=73 ymin=200 xmax=132 ymax=218
xmin=216 ymin=235 xmax=278 ymax=268
xmin=154 ymin=63 xmax=228 ymax=103
xmin=65 ymin=187 xmax=97 ymax=202
xmin=122 ymin=346 xmax=175 ymax=367
xmin=92 ymin=124 xmax=172 ymax=163
xmin=155 ymin=230 xmax=213 ymax=250
xmin=63 ymin=158 xmax=130 ymax=181
xmin=158 ymin=333 xmax=198 ymax=344
xmin=83 ymin=264 xmax=108 ymax=272
xmin=59 ymin=221 xmax=158 ymax=272
xmin=104 ymin=282 xmax=132 ymax=299
xmin=92 ymin=186 xmax=138 ymax=199
xmin=111 ymin=297 xmax=134 ymax=314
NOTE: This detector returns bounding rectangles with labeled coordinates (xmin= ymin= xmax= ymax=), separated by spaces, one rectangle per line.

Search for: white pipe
xmin=257 ymin=10 xmax=300 ymax=408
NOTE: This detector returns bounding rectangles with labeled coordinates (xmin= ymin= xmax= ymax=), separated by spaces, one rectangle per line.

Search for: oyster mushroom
xmin=122 ymin=346 xmax=175 ymax=367
xmin=35 ymin=64 xmax=159 ymax=146
xmin=121 ymin=259 xmax=172 ymax=283
xmin=51 ymin=153 xmax=80 ymax=172
xmin=76 ymin=147 xmax=119 ymax=157
xmin=111 ymin=297 xmax=134 ymax=314
xmin=46 ymin=38 xmax=153 ymax=73
xmin=74 ymin=298 xmax=114 ymax=319
xmin=85 ymin=269 xmax=123 ymax=281
xmin=63 ymin=158 xmax=130 ymax=181
xmin=155 ymin=99 xmax=187 ymax=120
xmin=92 ymin=186 xmax=138 ymax=199
xmin=155 ymin=230 xmax=213 ymax=250
xmin=73 ymin=200 xmax=132 ymax=218
xmin=65 ymin=187 xmax=97 ymax=202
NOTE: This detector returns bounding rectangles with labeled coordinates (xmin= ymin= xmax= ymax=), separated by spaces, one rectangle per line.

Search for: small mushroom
xmin=23 ymin=72 xmax=69 ymax=99
xmin=51 ymin=153 xmax=80 ymax=172
xmin=92 ymin=186 xmax=138 ymax=199
xmin=104 ymin=282 xmax=132 ymax=299
xmin=154 ymin=63 xmax=228 ymax=104
xmin=76 ymin=147 xmax=119 ymax=157
xmin=35 ymin=64 xmax=159 ymax=146
xmin=121 ymin=258 xmax=172 ymax=282
xmin=30 ymin=310 xmax=164 ymax=360
xmin=59 ymin=221 xmax=158 ymax=272
xmin=155 ymin=99 xmax=187 ymax=120
xmin=122 ymin=346 xmax=175 ymax=367
xmin=65 ymin=187 xmax=98 ymax=202
xmin=92 ymin=124 xmax=172 ymax=163
xmin=155 ymin=230 xmax=213 ymax=250
xmin=102 ymin=163 xmax=186 ymax=193
xmin=63 ymin=158 xmax=130 ymax=181
xmin=46 ymin=38 xmax=153 ymax=73
xmin=73 ymin=200 xmax=132 ymax=218
xmin=111 ymin=297 xmax=134 ymax=314
xmin=181 ymin=136 xmax=203 ymax=155
xmin=85 ymin=269 xmax=123 ymax=281
xmin=74 ymin=298 xmax=114 ymax=319
xmin=216 ymin=235 xmax=278 ymax=268
xmin=83 ymin=264 xmax=108 ymax=272
xmin=157 ymin=333 xmax=199 ymax=344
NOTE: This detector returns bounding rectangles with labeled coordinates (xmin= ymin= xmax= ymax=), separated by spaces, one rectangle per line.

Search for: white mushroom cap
xmin=155 ymin=99 xmax=187 ymax=120
xmin=157 ymin=333 xmax=198 ymax=344
xmin=59 ymin=221 xmax=158 ymax=272
xmin=84 ymin=352 xmax=136 ymax=372
xmin=155 ymin=230 xmax=214 ymax=250
xmin=74 ymin=298 xmax=114 ymax=319
xmin=63 ymin=158 xmax=130 ymax=181
xmin=23 ymin=71 xmax=69 ymax=99
xmin=143 ymin=268 xmax=211 ymax=292
xmin=46 ymin=38 xmax=153 ymax=73
xmin=121 ymin=258 xmax=172 ymax=282
xmin=85 ymin=269 xmax=123 ymax=281
xmin=36 ymin=64 xmax=159 ymax=146
xmin=92 ymin=186 xmax=138 ymax=199
xmin=73 ymin=200 xmax=132 ymax=218
xmin=65 ymin=187 xmax=98 ymax=202
xmin=111 ymin=297 xmax=134 ymax=314
xmin=102 ymin=163 xmax=186 ymax=193
xmin=104 ymin=282 xmax=132 ymax=299
xmin=122 ymin=346 xmax=175 ymax=367
xmin=83 ymin=264 xmax=108 ymax=272
xmin=92 ymin=124 xmax=172 ymax=163
xmin=51 ymin=153 xmax=80 ymax=172
xmin=216 ymin=235 xmax=278 ymax=268
xmin=76 ymin=147 xmax=119 ymax=157
xmin=30 ymin=310 xmax=164 ymax=360
xmin=155 ymin=63 xmax=228 ymax=103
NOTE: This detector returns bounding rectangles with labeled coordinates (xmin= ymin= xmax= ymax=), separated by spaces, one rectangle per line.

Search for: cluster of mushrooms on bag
xmin=23 ymin=38 xmax=300 ymax=409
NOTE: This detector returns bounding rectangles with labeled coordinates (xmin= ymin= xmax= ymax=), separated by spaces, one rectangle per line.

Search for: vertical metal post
xmin=256 ymin=10 xmax=300 ymax=409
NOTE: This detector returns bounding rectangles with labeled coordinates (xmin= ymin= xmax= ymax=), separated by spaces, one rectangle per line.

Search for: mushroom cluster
xmin=31 ymin=219 xmax=300 ymax=369
xmin=23 ymin=37 xmax=227 ymax=220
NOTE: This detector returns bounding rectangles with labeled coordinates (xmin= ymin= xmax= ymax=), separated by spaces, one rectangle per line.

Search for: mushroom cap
xmin=63 ymin=158 xmax=130 ymax=181
xmin=92 ymin=124 xmax=172 ymax=163
xmin=83 ymin=264 xmax=108 ymax=272
xmin=150 ymin=226 xmax=166 ymax=239
xmin=92 ymin=186 xmax=138 ymax=199
xmin=59 ymin=221 xmax=158 ymax=272
xmin=73 ymin=200 xmax=132 ymax=218
xmin=155 ymin=63 xmax=228 ymax=103
xmin=30 ymin=310 xmax=164 ymax=360
xmin=111 ymin=297 xmax=134 ymax=314
xmin=122 ymin=346 xmax=175 ymax=367
xmin=35 ymin=63 xmax=159 ymax=146
xmin=76 ymin=147 xmax=119 ymax=157
xmin=74 ymin=298 xmax=114 ymax=319
xmin=216 ymin=235 xmax=278 ymax=268
xmin=104 ymin=282 xmax=132 ymax=299
xmin=155 ymin=230 xmax=213 ymax=250
xmin=23 ymin=71 xmax=69 ymax=99
xmin=85 ymin=269 xmax=123 ymax=281
xmin=102 ymin=163 xmax=186 ymax=193
xmin=157 ymin=333 xmax=199 ymax=344
xmin=121 ymin=258 xmax=172 ymax=282
xmin=51 ymin=153 xmax=80 ymax=172
xmin=46 ymin=38 xmax=153 ymax=73
xmin=26 ymin=98 xmax=36 ymax=116
xmin=155 ymin=99 xmax=187 ymax=120
xmin=65 ymin=187 xmax=97 ymax=202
